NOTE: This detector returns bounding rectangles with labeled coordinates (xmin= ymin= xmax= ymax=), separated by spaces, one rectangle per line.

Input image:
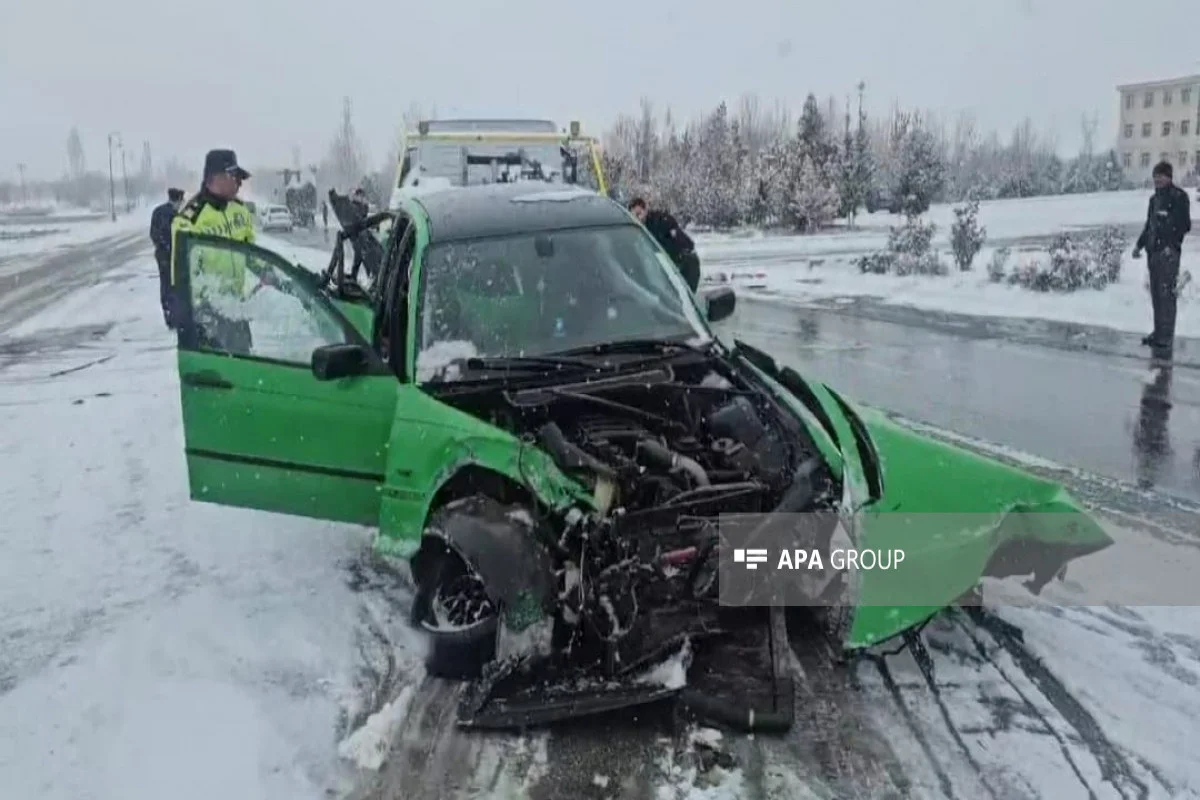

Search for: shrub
xmin=1007 ymin=226 xmax=1128 ymax=292
xmin=988 ymin=247 xmax=1011 ymax=283
xmin=857 ymin=215 xmax=946 ymax=276
xmin=950 ymin=199 xmax=987 ymax=271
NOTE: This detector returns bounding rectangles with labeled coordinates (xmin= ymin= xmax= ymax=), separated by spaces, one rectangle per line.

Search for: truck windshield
xmin=414 ymin=224 xmax=709 ymax=382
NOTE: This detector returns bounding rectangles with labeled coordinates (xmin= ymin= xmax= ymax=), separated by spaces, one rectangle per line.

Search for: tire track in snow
xmin=963 ymin=607 xmax=1153 ymax=800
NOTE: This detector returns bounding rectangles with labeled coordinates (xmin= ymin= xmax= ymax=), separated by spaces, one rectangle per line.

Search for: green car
xmin=169 ymin=182 xmax=1112 ymax=732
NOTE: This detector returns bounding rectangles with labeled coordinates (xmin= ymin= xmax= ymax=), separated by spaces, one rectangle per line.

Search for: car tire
xmin=410 ymin=534 xmax=500 ymax=680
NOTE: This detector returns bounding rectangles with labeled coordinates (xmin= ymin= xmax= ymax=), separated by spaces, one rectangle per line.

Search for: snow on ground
xmin=0 ymin=244 xmax=421 ymax=800
xmin=696 ymin=189 xmax=1200 ymax=338
xmin=0 ymin=211 xmax=145 ymax=259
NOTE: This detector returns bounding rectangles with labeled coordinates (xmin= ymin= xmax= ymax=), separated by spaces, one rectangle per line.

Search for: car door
xmin=171 ymin=231 xmax=398 ymax=526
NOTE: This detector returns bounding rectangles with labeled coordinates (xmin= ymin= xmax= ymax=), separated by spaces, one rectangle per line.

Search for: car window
xmin=414 ymin=224 xmax=708 ymax=381
xmin=182 ymin=237 xmax=353 ymax=364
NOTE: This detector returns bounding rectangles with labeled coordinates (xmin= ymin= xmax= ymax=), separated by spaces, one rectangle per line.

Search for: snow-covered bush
xmin=1007 ymin=227 xmax=1128 ymax=292
xmin=857 ymin=216 xmax=945 ymax=276
xmin=988 ymin=246 xmax=1011 ymax=283
xmin=950 ymin=199 xmax=986 ymax=271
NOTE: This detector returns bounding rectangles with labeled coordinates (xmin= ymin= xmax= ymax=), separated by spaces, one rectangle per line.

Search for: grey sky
xmin=3 ymin=0 xmax=1196 ymax=180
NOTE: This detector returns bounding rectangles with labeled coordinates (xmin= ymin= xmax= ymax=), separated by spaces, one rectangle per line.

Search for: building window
xmin=1184 ymin=120 xmax=1192 ymax=136
xmin=1181 ymin=152 xmax=1189 ymax=166
xmin=1124 ymin=124 xmax=1134 ymax=138
xmin=1145 ymin=91 xmax=1154 ymax=108
xmin=1184 ymin=88 xmax=1193 ymax=104
xmin=1141 ymin=152 xmax=1151 ymax=167
xmin=1164 ymin=89 xmax=1173 ymax=105
xmin=1160 ymin=152 xmax=1169 ymax=163
xmin=1125 ymin=93 xmax=1135 ymax=109
xmin=1143 ymin=122 xmax=1152 ymax=137
xmin=1163 ymin=121 xmax=1173 ymax=136
xmin=1123 ymin=152 xmax=1132 ymax=167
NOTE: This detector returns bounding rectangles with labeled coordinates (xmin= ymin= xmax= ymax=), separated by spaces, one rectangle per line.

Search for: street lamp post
xmin=16 ymin=163 xmax=27 ymax=204
xmin=107 ymin=133 xmax=119 ymax=221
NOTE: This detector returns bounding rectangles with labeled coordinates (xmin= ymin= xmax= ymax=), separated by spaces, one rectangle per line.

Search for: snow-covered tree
xmin=791 ymin=155 xmax=839 ymax=232
xmin=893 ymin=114 xmax=946 ymax=217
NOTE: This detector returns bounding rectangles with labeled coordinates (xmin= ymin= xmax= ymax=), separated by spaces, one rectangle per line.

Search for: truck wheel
xmin=410 ymin=536 xmax=500 ymax=680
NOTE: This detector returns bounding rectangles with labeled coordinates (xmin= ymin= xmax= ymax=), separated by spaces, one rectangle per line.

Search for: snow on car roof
xmin=410 ymin=182 xmax=628 ymax=243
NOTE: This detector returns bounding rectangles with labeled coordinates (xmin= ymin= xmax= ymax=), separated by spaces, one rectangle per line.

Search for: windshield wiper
xmin=553 ymin=337 xmax=713 ymax=357
xmin=463 ymin=354 xmax=597 ymax=373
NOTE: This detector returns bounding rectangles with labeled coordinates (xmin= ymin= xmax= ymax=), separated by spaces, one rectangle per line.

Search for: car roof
xmin=405 ymin=182 xmax=633 ymax=243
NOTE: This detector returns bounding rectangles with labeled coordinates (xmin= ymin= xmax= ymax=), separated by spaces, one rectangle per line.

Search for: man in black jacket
xmin=149 ymin=188 xmax=185 ymax=328
xmin=1134 ymin=161 xmax=1191 ymax=359
xmin=629 ymin=197 xmax=701 ymax=292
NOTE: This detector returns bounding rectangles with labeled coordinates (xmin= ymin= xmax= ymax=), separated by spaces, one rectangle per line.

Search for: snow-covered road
xmin=1 ymin=225 xmax=1198 ymax=799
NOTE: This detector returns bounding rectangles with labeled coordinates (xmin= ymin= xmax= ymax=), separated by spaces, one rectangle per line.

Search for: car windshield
xmin=414 ymin=223 xmax=710 ymax=381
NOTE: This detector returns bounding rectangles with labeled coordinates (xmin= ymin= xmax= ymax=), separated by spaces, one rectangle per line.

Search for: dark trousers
xmin=677 ymin=251 xmax=701 ymax=293
xmin=1148 ymin=248 xmax=1181 ymax=349
xmin=155 ymin=249 xmax=175 ymax=326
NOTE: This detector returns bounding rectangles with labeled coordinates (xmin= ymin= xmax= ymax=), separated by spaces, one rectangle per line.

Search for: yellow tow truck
xmin=387 ymin=119 xmax=608 ymax=209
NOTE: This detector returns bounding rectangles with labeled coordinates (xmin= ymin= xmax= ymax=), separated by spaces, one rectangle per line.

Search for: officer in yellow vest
xmin=171 ymin=149 xmax=258 ymax=352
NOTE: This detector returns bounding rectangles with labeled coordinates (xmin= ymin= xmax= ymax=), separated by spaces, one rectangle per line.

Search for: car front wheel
xmin=410 ymin=535 xmax=500 ymax=679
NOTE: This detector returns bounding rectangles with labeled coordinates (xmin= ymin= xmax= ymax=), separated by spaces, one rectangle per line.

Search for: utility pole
xmin=120 ymin=143 xmax=130 ymax=211
xmin=107 ymin=132 xmax=119 ymax=221
xmin=16 ymin=163 xmax=27 ymax=204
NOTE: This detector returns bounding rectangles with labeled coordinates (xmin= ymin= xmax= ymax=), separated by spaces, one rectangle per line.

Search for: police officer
xmin=171 ymin=149 xmax=258 ymax=352
xmin=150 ymin=187 xmax=185 ymax=328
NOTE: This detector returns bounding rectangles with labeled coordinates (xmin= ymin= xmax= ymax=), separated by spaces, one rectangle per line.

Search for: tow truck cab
xmin=388 ymin=118 xmax=609 ymax=209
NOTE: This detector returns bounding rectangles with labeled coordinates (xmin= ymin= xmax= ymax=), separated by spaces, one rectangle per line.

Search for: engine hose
xmin=636 ymin=439 xmax=710 ymax=486
xmin=677 ymin=678 xmax=794 ymax=732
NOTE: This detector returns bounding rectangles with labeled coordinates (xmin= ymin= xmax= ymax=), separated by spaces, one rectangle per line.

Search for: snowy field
xmin=697 ymin=189 xmax=1200 ymax=338
xmin=1 ymin=217 xmax=1199 ymax=799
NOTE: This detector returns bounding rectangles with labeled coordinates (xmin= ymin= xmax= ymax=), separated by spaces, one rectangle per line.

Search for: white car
xmin=258 ymin=204 xmax=294 ymax=232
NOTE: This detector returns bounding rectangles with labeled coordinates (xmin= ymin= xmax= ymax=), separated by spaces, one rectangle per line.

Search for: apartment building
xmin=1117 ymin=74 xmax=1200 ymax=185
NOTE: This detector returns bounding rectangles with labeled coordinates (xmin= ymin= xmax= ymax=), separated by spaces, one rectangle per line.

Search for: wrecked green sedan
xmin=169 ymin=182 xmax=1112 ymax=732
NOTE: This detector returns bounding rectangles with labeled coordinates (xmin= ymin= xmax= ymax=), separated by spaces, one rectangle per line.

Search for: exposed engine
xmin=433 ymin=356 xmax=838 ymax=682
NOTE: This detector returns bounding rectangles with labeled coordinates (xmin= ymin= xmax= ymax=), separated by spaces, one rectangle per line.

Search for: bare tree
xmin=325 ymin=95 xmax=367 ymax=191
xmin=66 ymin=127 xmax=86 ymax=178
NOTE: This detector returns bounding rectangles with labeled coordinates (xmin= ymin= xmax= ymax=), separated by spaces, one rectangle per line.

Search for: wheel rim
xmin=430 ymin=572 xmax=495 ymax=629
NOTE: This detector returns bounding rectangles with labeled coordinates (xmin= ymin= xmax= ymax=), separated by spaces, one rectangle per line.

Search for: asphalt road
xmin=722 ymin=297 xmax=1200 ymax=505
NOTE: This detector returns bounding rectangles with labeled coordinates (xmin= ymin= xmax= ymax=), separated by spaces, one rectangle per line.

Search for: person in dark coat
xmin=629 ymin=197 xmax=701 ymax=292
xmin=149 ymin=187 xmax=185 ymax=328
xmin=1133 ymin=161 xmax=1191 ymax=360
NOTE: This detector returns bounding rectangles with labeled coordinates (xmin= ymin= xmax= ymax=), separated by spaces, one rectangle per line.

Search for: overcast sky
xmin=3 ymin=0 xmax=1198 ymax=180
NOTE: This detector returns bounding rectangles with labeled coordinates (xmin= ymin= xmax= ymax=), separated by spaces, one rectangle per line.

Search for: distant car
xmin=258 ymin=204 xmax=294 ymax=232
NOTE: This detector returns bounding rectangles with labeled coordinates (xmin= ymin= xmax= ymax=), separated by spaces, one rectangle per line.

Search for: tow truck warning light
xmin=733 ymin=548 xmax=769 ymax=569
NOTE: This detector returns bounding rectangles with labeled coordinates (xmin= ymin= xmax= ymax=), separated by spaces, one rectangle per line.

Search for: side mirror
xmin=311 ymin=343 xmax=369 ymax=380
xmin=701 ymin=285 xmax=736 ymax=323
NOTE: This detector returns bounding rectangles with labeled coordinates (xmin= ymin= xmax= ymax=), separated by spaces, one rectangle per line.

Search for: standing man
xmin=150 ymin=187 xmax=185 ymax=328
xmin=1133 ymin=161 xmax=1191 ymax=361
xmin=628 ymin=197 xmax=701 ymax=292
xmin=171 ymin=149 xmax=258 ymax=353
xmin=351 ymin=187 xmax=370 ymax=220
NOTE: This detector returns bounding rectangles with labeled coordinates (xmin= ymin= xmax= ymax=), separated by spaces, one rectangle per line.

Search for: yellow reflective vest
xmin=170 ymin=190 xmax=256 ymax=300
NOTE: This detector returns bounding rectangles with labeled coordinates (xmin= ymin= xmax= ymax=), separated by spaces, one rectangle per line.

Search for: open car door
xmin=171 ymin=232 xmax=398 ymax=526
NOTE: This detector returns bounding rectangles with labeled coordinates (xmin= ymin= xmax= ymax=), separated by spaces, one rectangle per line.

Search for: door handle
xmin=181 ymin=371 xmax=233 ymax=389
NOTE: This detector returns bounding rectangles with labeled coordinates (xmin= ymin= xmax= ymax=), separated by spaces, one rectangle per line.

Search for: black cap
xmin=1152 ymin=161 xmax=1172 ymax=179
xmin=203 ymin=149 xmax=251 ymax=181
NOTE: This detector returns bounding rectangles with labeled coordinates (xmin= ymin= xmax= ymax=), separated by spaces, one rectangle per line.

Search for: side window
xmin=181 ymin=236 xmax=352 ymax=364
